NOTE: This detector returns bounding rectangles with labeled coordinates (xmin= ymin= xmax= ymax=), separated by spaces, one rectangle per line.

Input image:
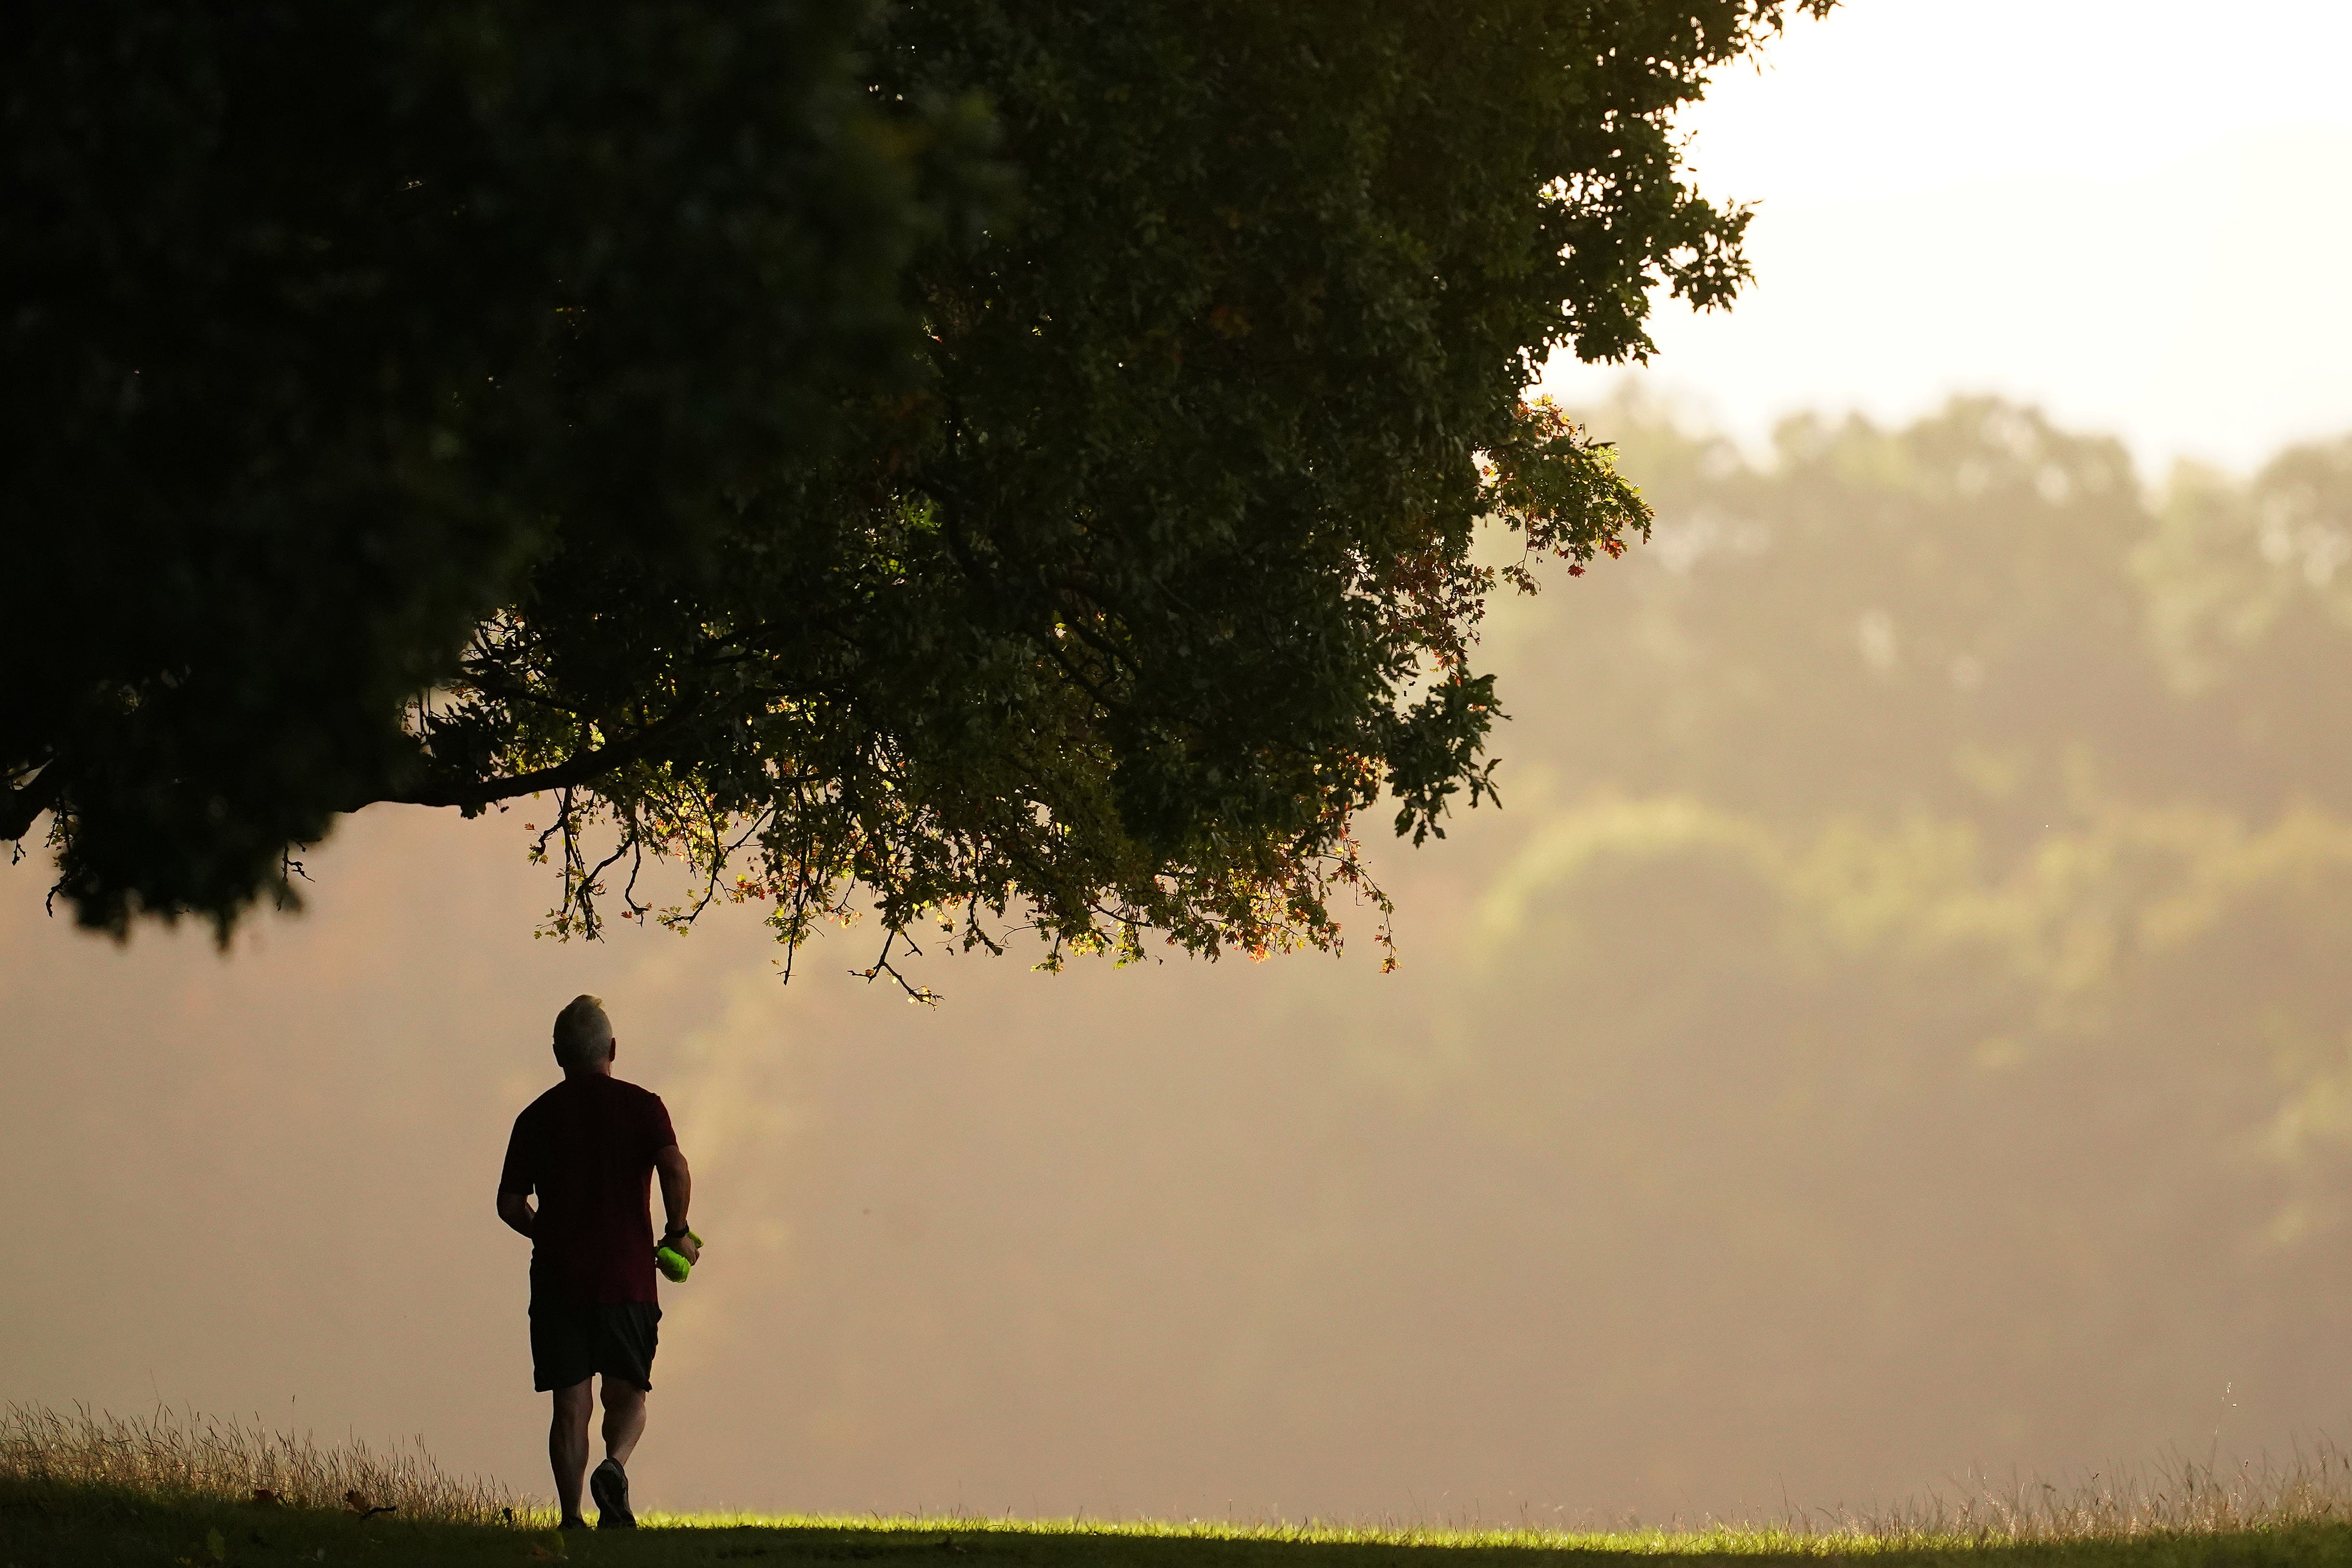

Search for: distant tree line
xmin=1487 ymin=393 xmax=2352 ymax=1186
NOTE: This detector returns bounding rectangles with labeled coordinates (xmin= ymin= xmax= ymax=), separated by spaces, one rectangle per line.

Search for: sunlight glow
xmin=1543 ymin=0 xmax=2352 ymax=472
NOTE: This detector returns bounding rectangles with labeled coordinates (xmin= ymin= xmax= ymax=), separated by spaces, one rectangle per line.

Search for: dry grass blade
xmin=0 ymin=1402 xmax=520 ymax=1525
xmin=1788 ymin=1438 xmax=2352 ymax=1543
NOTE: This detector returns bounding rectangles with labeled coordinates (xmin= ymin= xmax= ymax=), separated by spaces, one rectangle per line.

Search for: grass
xmin=6 ymin=1404 xmax=2352 ymax=1567
xmin=0 ymin=1404 xmax=519 ymax=1524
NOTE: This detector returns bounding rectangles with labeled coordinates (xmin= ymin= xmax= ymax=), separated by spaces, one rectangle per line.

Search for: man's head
xmin=552 ymin=994 xmax=617 ymax=1076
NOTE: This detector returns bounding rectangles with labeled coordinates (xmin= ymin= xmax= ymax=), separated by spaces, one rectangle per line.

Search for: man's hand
xmin=662 ymin=1228 xmax=701 ymax=1266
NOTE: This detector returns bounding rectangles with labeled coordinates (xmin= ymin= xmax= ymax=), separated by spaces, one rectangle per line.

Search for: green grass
xmin=10 ymin=1406 xmax=2352 ymax=1567
xmin=7 ymin=1484 xmax=2352 ymax=1568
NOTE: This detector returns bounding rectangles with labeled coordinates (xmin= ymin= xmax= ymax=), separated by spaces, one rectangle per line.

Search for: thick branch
xmin=371 ymin=705 xmax=707 ymax=814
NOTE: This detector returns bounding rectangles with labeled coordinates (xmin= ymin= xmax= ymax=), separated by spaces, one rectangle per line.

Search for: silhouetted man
xmin=496 ymin=994 xmax=698 ymax=1529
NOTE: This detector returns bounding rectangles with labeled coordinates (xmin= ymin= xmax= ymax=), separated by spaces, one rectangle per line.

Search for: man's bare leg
xmin=549 ymin=1380 xmax=594 ymax=1524
xmin=600 ymin=1376 xmax=648 ymax=1467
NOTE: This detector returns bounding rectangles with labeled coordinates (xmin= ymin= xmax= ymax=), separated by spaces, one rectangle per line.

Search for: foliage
xmin=1452 ymin=395 xmax=2352 ymax=1413
xmin=2 ymin=0 xmax=1829 ymax=982
xmin=1 ymin=0 xmax=996 ymax=938
xmin=1502 ymin=398 xmax=2352 ymax=835
xmin=1487 ymin=389 xmax=2352 ymax=1049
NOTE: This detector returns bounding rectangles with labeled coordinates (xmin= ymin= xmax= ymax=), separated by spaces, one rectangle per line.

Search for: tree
xmin=3 ymin=0 xmax=1832 ymax=988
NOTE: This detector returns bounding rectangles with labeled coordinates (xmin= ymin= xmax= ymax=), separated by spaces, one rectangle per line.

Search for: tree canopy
xmin=3 ymin=0 xmax=1831 ymax=985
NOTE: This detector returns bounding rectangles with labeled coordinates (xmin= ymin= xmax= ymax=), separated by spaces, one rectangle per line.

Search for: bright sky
xmin=1540 ymin=0 xmax=2352 ymax=477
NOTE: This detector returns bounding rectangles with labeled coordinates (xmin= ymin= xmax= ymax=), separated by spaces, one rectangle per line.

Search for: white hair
xmin=552 ymin=994 xmax=615 ymax=1073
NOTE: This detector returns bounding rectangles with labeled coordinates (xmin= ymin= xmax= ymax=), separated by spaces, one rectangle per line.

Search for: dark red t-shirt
xmin=498 ymin=1074 xmax=677 ymax=1305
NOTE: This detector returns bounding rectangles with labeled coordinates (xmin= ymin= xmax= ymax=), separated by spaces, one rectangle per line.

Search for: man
xmin=497 ymin=994 xmax=700 ymax=1529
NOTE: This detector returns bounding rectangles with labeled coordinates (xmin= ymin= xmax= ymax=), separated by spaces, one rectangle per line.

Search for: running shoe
xmin=589 ymin=1458 xmax=635 ymax=1529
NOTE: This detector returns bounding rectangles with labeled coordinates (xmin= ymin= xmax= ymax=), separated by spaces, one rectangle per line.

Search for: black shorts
xmin=529 ymin=1298 xmax=660 ymax=1392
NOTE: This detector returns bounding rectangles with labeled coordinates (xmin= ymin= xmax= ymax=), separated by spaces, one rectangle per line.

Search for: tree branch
xmin=372 ymin=705 xmax=707 ymax=814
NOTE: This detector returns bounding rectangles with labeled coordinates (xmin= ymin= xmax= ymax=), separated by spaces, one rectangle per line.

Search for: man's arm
xmin=496 ymin=1114 xmax=536 ymax=1239
xmin=654 ymin=1145 xmax=697 ymax=1263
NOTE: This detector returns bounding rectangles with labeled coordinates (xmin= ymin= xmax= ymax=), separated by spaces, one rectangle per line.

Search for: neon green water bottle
xmin=655 ymin=1229 xmax=702 ymax=1284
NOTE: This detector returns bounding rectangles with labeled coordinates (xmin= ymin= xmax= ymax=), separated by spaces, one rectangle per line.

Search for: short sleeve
xmin=497 ymin=1112 xmax=535 ymax=1195
xmin=644 ymin=1091 xmax=678 ymax=1158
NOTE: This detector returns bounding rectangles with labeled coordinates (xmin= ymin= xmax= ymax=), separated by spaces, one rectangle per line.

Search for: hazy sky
xmin=1543 ymin=0 xmax=2352 ymax=474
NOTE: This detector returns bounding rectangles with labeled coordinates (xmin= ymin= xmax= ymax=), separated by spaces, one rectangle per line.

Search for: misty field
xmin=9 ymin=1407 xmax=2352 ymax=1567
